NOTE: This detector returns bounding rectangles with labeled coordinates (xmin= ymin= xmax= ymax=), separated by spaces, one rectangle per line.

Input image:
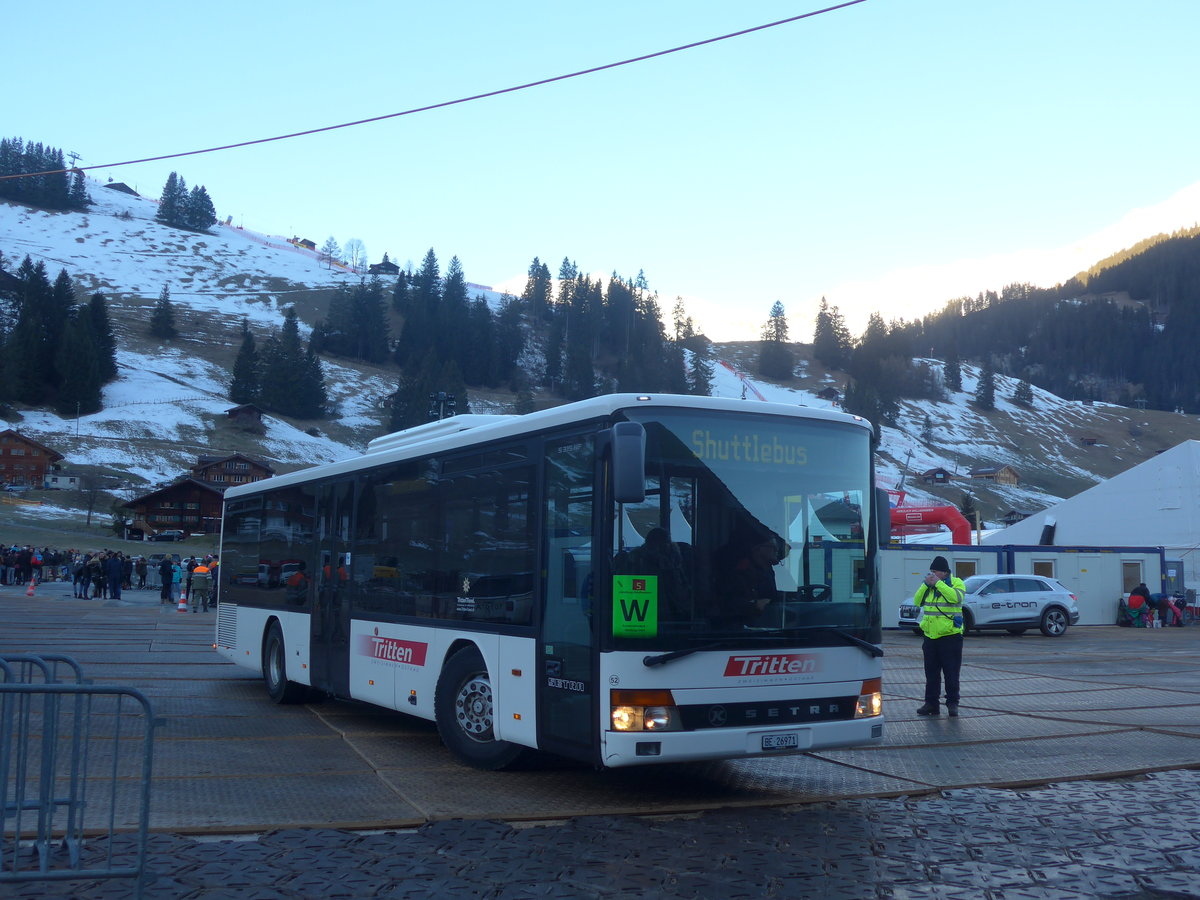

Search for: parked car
xmin=898 ymin=574 xmax=1080 ymax=637
xmin=148 ymin=530 xmax=186 ymax=542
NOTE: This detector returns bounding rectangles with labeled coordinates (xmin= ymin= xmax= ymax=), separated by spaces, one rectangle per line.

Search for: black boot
xmin=916 ymin=703 xmax=940 ymax=716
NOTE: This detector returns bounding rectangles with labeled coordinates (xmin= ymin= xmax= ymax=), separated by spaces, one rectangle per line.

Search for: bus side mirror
xmin=875 ymin=487 xmax=891 ymax=545
xmin=611 ymin=422 xmax=646 ymax=504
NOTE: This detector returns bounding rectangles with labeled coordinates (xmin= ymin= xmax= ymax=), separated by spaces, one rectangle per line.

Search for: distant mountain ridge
xmin=4 ymin=178 xmax=1200 ymax=534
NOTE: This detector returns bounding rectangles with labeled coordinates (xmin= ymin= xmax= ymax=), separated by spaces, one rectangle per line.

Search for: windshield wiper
xmin=643 ymin=640 xmax=752 ymax=667
xmin=798 ymin=625 xmax=883 ymax=658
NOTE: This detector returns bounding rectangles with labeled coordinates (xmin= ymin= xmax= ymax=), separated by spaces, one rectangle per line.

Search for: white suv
xmin=898 ymin=574 xmax=1080 ymax=637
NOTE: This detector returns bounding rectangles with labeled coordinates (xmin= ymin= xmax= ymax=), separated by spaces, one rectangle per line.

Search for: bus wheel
xmin=263 ymin=621 xmax=307 ymax=704
xmin=435 ymin=646 xmax=525 ymax=770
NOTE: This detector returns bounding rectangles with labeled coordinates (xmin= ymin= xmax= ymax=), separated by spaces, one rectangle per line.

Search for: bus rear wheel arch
xmin=435 ymin=645 xmax=526 ymax=770
xmin=262 ymin=620 xmax=308 ymax=704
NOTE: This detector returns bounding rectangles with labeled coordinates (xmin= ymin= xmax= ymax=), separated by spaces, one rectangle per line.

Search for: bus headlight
xmin=855 ymin=677 xmax=883 ymax=718
xmin=610 ymin=690 xmax=681 ymax=732
xmin=643 ymin=707 xmax=673 ymax=730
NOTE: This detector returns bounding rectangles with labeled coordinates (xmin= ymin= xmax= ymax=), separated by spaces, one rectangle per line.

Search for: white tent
xmin=983 ymin=439 xmax=1200 ymax=588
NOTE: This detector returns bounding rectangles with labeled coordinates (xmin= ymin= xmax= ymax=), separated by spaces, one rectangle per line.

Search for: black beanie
xmin=930 ymin=556 xmax=950 ymax=573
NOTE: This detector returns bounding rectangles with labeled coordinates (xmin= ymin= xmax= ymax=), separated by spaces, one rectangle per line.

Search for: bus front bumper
xmin=600 ymin=716 xmax=884 ymax=768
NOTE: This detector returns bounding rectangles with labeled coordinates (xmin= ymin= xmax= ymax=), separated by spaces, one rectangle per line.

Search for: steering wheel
xmin=795 ymin=584 xmax=832 ymax=603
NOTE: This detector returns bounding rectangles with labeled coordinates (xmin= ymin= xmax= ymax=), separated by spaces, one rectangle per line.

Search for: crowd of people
xmin=0 ymin=544 xmax=219 ymax=610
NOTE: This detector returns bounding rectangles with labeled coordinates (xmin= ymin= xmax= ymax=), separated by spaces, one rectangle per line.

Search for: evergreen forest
xmin=0 ymin=138 xmax=90 ymax=211
xmin=796 ymin=226 xmax=1200 ymax=428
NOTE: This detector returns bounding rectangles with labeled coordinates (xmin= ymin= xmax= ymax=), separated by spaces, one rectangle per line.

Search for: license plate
xmin=761 ymin=732 xmax=799 ymax=751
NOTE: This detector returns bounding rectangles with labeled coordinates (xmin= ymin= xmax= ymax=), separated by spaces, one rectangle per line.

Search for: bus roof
xmin=224 ymin=393 xmax=871 ymax=499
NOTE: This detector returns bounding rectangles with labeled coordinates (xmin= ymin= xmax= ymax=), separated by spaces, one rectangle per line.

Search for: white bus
xmin=215 ymin=394 xmax=885 ymax=769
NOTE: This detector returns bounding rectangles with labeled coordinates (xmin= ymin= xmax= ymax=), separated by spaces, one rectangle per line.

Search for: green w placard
xmin=612 ymin=575 xmax=658 ymax=638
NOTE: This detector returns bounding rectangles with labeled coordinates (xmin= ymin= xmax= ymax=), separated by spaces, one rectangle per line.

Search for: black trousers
xmin=922 ymin=633 xmax=963 ymax=706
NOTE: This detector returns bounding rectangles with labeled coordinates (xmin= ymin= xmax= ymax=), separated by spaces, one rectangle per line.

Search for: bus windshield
xmin=608 ymin=409 xmax=876 ymax=651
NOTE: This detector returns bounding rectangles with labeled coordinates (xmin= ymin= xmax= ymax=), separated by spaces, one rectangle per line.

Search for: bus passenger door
xmin=311 ymin=478 xmax=354 ymax=699
xmin=538 ymin=435 xmax=599 ymax=763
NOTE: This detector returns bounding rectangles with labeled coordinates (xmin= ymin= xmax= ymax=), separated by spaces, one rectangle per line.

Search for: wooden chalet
xmin=969 ymin=464 xmax=1021 ymax=485
xmin=191 ymin=453 xmax=275 ymax=486
xmin=124 ymin=478 xmax=225 ymax=536
xmin=0 ymin=430 xmax=64 ymax=488
xmin=102 ymin=182 xmax=139 ymax=196
xmin=225 ymin=404 xmax=266 ymax=428
xmin=1000 ymin=508 xmax=1034 ymax=527
xmin=919 ymin=467 xmax=954 ymax=485
xmin=368 ymin=258 xmax=400 ymax=276
xmin=292 ymin=237 xmax=317 ymax=251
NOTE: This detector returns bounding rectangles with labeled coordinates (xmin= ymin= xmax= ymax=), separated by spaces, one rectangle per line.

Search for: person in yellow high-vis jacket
xmin=914 ymin=555 xmax=966 ymax=717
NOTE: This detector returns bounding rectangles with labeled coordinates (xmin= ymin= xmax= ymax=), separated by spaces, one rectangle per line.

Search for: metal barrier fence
xmin=0 ymin=653 xmax=157 ymax=897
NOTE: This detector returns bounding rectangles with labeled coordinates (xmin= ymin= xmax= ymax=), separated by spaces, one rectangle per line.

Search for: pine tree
xmin=758 ymin=301 xmax=794 ymax=380
xmin=260 ymin=307 xmax=323 ymax=418
xmin=563 ymin=276 xmax=600 ymax=400
xmin=156 ymin=172 xmax=187 ymax=227
xmin=54 ymin=311 xmax=103 ymax=415
xmin=87 ymin=293 xmax=118 ymax=382
xmin=392 ymin=268 xmax=411 ymax=314
xmin=395 ymin=248 xmax=441 ymax=368
xmin=45 ymin=269 xmax=75 ymax=387
xmin=974 ymin=362 xmax=996 ymax=410
xmin=389 ymin=351 xmax=441 ymax=431
xmin=920 ymin=414 xmax=933 ymax=445
xmin=319 ymin=280 xmax=390 ymax=363
xmin=960 ymin=492 xmax=979 ymax=529
xmin=299 ymin=345 xmax=328 ymax=419
xmin=440 ymin=256 xmax=470 ymax=369
xmin=513 ymin=376 xmax=535 ymax=414
xmin=813 ymin=298 xmax=852 ymax=370
xmin=521 ymin=257 xmax=553 ymax=321
xmin=943 ymin=351 xmax=962 ymax=392
xmin=494 ymin=294 xmax=524 ymax=388
xmin=149 ymin=284 xmax=177 ymax=339
xmin=464 ymin=296 xmax=499 ymax=386
xmin=67 ymin=169 xmax=90 ymax=210
xmin=1013 ymin=378 xmax=1034 ymax=406
xmin=841 ymin=379 xmax=881 ymax=445
xmin=229 ymin=318 xmax=260 ymax=403
xmin=184 ymin=185 xmax=217 ymax=231
xmin=9 ymin=257 xmax=54 ymax=403
xmin=685 ymin=340 xmax=715 ymax=396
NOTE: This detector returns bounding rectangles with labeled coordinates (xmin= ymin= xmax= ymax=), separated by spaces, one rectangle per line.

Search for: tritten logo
xmin=724 ymin=653 xmax=819 ymax=677
xmin=357 ymin=635 xmax=428 ymax=666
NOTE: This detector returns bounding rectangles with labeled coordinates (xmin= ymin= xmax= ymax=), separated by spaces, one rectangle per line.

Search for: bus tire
xmin=263 ymin=621 xmax=308 ymax=704
xmin=435 ymin=646 xmax=525 ymax=770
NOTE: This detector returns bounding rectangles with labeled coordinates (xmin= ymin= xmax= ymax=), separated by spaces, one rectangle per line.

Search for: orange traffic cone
xmin=177 ymin=591 xmax=188 ymax=613
xmin=26 ymin=578 xmax=35 ymax=597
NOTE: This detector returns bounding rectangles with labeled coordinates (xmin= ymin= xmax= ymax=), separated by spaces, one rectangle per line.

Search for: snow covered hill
xmin=4 ymin=177 xmax=1200 ymax=537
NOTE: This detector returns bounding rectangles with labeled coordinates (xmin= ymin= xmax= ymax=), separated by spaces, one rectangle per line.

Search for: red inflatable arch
xmin=889 ymin=505 xmax=972 ymax=545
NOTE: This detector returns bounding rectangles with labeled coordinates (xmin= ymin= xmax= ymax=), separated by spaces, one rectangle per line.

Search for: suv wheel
xmin=1040 ymin=607 xmax=1069 ymax=637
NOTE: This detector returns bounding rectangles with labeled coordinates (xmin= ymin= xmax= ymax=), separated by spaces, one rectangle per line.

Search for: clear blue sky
xmin=8 ymin=1 xmax=1200 ymax=340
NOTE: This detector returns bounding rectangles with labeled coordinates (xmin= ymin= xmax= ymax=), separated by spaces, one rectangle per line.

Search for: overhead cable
xmin=0 ymin=1 xmax=866 ymax=182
